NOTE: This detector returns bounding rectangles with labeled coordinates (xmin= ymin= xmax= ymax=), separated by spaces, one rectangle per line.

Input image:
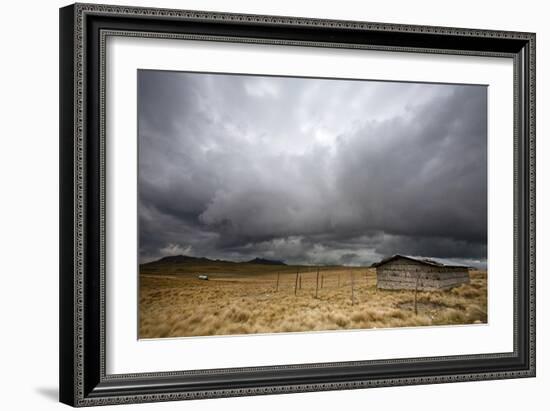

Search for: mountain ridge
xmin=245 ymin=257 xmax=286 ymax=266
xmin=141 ymin=254 xmax=286 ymax=266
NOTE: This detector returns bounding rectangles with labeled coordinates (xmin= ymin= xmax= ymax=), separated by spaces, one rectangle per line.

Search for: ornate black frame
xmin=59 ymin=3 xmax=536 ymax=407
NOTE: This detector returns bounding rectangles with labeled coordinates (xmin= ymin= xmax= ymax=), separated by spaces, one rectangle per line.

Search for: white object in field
xmin=197 ymin=275 xmax=209 ymax=280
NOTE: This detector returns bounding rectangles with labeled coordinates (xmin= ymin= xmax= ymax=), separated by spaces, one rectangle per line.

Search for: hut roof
xmin=371 ymin=254 xmax=469 ymax=269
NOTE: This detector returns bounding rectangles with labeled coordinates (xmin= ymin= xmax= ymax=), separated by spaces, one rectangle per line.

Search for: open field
xmin=139 ymin=261 xmax=487 ymax=338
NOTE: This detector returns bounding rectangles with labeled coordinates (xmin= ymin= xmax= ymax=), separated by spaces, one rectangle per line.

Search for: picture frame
xmin=59 ymin=2 xmax=535 ymax=407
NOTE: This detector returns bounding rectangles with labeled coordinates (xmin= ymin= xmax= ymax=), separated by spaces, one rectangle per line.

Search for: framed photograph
xmin=59 ymin=3 xmax=535 ymax=407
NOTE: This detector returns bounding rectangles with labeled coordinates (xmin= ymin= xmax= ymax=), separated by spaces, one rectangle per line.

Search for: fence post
xmin=276 ymin=272 xmax=280 ymax=292
xmin=315 ymin=267 xmax=320 ymax=298
xmin=294 ymin=268 xmax=299 ymax=296
xmin=414 ymin=273 xmax=420 ymax=315
xmin=351 ymin=270 xmax=355 ymax=306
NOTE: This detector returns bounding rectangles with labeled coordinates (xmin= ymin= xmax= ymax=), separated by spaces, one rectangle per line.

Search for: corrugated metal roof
xmin=371 ymin=254 xmax=469 ymax=269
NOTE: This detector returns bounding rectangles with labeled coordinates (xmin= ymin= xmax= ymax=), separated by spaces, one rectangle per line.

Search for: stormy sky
xmin=138 ymin=70 xmax=487 ymax=268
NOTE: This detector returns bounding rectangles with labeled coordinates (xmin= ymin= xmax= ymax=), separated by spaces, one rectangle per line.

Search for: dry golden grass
xmin=139 ymin=268 xmax=487 ymax=338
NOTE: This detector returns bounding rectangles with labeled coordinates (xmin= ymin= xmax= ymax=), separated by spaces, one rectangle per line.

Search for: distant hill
xmin=139 ymin=254 xmax=368 ymax=276
xmin=245 ymin=257 xmax=286 ymax=266
xmin=142 ymin=255 xmax=287 ymax=267
xmin=140 ymin=255 xmax=288 ymax=276
xmin=148 ymin=255 xmax=213 ymax=265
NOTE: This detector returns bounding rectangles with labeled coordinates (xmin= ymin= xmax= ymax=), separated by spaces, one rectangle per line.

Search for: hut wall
xmin=376 ymin=258 xmax=469 ymax=291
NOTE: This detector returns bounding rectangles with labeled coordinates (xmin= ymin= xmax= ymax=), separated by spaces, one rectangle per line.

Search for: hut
xmin=372 ymin=254 xmax=470 ymax=291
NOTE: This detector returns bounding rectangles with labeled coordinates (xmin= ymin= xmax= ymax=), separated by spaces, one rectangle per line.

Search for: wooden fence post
xmin=275 ymin=272 xmax=280 ymax=292
xmin=294 ymin=268 xmax=299 ymax=296
xmin=414 ymin=273 xmax=420 ymax=315
xmin=338 ymin=273 xmax=340 ymax=288
xmin=315 ymin=267 xmax=320 ymax=298
xmin=351 ymin=270 xmax=355 ymax=306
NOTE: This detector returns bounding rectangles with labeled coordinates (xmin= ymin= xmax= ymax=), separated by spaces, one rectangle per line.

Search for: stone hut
xmin=372 ymin=254 xmax=470 ymax=291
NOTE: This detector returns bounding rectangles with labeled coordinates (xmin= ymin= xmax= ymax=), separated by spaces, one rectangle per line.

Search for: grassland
xmin=139 ymin=260 xmax=487 ymax=338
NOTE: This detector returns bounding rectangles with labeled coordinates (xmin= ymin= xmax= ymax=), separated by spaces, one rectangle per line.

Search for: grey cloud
xmin=138 ymin=70 xmax=487 ymax=267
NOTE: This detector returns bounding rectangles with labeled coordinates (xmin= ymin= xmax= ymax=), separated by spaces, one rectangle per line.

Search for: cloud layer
xmin=138 ymin=70 xmax=487 ymax=267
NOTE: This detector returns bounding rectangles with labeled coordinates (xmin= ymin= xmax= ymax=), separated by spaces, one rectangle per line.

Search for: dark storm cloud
xmin=138 ymin=70 xmax=487 ymax=267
